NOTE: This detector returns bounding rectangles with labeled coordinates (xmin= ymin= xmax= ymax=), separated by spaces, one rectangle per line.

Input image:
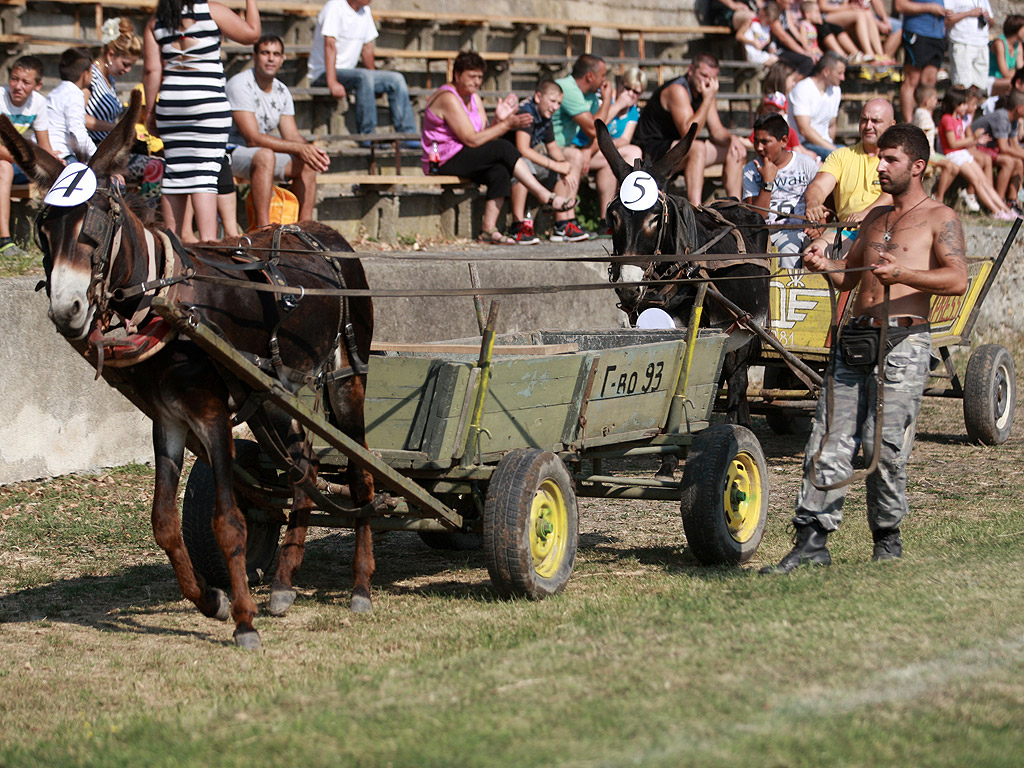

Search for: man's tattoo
xmin=938 ymin=217 xmax=967 ymax=268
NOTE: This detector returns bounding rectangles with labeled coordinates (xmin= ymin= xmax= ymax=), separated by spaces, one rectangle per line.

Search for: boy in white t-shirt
xmin=46 ymin=48 xmax=97 ymax=164
xmin=742 ymin=112 xmax=819 ymax=268
xmin=307 ymin=0 xmax=417 ymax=145
xmin=0 ymin=55 xmax=54 ymax=260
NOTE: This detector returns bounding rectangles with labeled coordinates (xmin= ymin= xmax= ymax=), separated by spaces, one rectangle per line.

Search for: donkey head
xmin=598 ymin=120 xmax=699 ymax=314
xmin=0 ymin=90 xmax=142 ymax=339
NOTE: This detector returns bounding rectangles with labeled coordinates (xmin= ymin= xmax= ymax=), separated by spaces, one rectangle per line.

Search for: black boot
xmin=759 ymin=519 xmax=832 ymax=574
xmin=871 ymin=528 xmax=902 ymax=561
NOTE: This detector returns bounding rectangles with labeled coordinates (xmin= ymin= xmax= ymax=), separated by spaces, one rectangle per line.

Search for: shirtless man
xmin=761 ymin=123 xmax=968 ymax=574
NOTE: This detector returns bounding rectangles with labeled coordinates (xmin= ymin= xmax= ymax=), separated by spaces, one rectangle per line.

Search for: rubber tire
xmin=182 ymin=440 xmax=282 ymax=589
xmin=483 ymin=449 xmax=578 ymax=599
xmin=963 ymin=344 xmax=1015 ymax=445
xmin=763 ymin=367 xmax=813 ymax=436
xmin=680 ymin=424 xmax=769 ymax=565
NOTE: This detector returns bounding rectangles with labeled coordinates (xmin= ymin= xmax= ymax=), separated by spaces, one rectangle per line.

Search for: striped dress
xmin=86 ymin=63 xmax=124 ymax=144
xmin=152 ymin=1 xmax=229 ymax=194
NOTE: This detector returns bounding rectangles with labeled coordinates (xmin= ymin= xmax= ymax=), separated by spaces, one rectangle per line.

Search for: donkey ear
xmin=650 ymin=122 xmax=698 ymax=184
xmin=90 ymin=89 xmax=144 ymax=177
xmin=0 ymin=114 xmax=63 ymax=189
xmin=596 ymin=119 xmax=632 ymax=183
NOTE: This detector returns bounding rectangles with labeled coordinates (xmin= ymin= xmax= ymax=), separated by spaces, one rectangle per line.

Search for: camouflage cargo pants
xmin=794 ymin=328 xmax=932 ymax=533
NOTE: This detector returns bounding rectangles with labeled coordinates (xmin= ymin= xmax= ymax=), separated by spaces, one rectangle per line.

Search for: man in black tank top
xmin=633 ymin=53 xmax=747 ymax=205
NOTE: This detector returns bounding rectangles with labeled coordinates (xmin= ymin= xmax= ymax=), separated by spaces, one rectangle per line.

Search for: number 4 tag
xmin=44 ymin=163 xmax=98 ymax=207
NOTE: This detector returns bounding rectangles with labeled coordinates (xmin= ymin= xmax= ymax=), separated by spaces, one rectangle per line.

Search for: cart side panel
xmin=577 ymin=341 xmax=685 ymax=442
xmin=476 ymin=354 xmax=590 ymax=454
xmin=929 ymin=260 xmax=990 ymax=340
xmin=673 ymin=334 xmax=729 ymax=430
xmin=364 ymin=356 xmax=472 ymax=459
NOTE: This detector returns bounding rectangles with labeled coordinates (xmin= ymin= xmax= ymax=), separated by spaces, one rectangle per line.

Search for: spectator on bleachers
xmin=227 ymin=34 xmax=330 ymax=228
xmin=742 ymin=112 xmax=818 ymax=267
xmin=550 ymin=54 xmax=615 ymax=242
xmin=501 ymin=79 xmax=577 ymax=245
xmin=896 ymin=0 xmax=946 ymax=123
xmin=945 ymin=0 xmax=993 ymax=90
xmin=795 ymin=0 xmax=861 ymax=62
xmin=989 ymin=15 xmax=1024 ymax=95
xmin=633 ymin=52 xmax=746 ymax=205
xmin=912 ymin=82 xmax=955 ymax=179
xmin=86 ymin=19 xmax=149 ymax=186
xmin=583 ymin=67 xmax=647 ymax=235
xmin=144 ymin=0 xmax=261 ymax=241
xmin=787 ymin=51 xmax=845 ymax=159
xmin=739 ymin=0 xmax=814 ymax=75
xmin=764 ymin=59 xmax=804 ymax=95
xmin=708 ymin=0 xmax=759 ymax=36
xmin=802 ymin=98 xmax=895 ymax=256
xmin=972 ymin=89 xmax=1024 ymax=211
xmin=0 ymin=56 xmax=53 ymax=261
xmin=308 ymin=0 xmax=417 ymax=147
xmin=933 ymin=86 xmax=1018 ymax=218
xmin=47 ymin=48 xmax=97 ymax=163
xmin=817 ymin=0 xmax=887 ymax=62
xmin=745 ymin=91 xmax=819 ymax=161
xmin=420 ymin=50 xmax=577 ymax=245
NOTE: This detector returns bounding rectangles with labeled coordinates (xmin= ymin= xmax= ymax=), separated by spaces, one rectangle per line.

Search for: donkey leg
xmin=269 ymin=418 xmax=316 ymax=617
xmin=344 ymin=378 xmax=377 ymax=614
xmin=151 ymin=420 xmax=230 ymax=622
xmin=195 ymin=420 xmax=263 ymax=650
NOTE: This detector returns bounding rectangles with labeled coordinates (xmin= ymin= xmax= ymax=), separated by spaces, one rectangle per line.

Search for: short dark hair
xmin=254 ymin=34 xmax=284 ymax=55
xmin=10 ymin=55 xmax=43 ymax=83
xmin=58 ymin=48 xmax=92 ymax=82
xmin=877 ymin=123 xmax=930 ymax=165
xmin=691 ymin=52 xmax=719 ymax=71
xmin=453 ymin=50 xmax=485 ymax=77
xmin=753 ymin=112 xmax=790 ymax=141
xmin=813 ymin=51 xmax=844 ymax=77
xmin=1008 ymin=89 xmax=1024 ymax=110
xmin=572 ymin=54 xmax=605 ymax=80
xmin=536 ymin=79 xmax=561 ymax=96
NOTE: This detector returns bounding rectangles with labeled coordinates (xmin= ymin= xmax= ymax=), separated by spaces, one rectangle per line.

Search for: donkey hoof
xmin=268 ymin=587 xmax=297 ymax=617
xmin=201 ymin=588 xmax=231 ymax=621
xmin=350 ymin=594 xmax=373 ymax=614
xmin=233 ymin=626 xmax=262 ymax=651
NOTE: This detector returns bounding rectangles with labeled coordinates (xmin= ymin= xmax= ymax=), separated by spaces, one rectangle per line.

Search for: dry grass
xmin=0 ymin=331 xmax=1022 ymax=767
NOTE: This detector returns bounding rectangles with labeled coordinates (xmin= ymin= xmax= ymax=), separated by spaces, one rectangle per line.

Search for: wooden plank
xmin=372 ymin=342 xmax=578 ymax=355
xmin=316 ymin=173 xmax=469 ymax=186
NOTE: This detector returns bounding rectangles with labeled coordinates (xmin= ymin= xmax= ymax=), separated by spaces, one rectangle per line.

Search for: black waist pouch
xmin=839 ymin=325 xmax=915 ymax=367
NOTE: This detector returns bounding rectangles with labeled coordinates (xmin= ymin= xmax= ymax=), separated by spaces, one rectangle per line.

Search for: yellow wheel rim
xmin=530 ymin=479 xmax=568 ymax=579
xmin=722 ymin=451 xmax=762 ymax=543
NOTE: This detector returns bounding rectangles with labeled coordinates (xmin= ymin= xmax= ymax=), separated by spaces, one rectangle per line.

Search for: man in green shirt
xmin=548 ymin=54 xmax=614 ymax=241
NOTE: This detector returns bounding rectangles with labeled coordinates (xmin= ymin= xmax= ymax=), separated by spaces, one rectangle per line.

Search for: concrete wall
xmin=0 ymin=253 xmax=622 ymax=484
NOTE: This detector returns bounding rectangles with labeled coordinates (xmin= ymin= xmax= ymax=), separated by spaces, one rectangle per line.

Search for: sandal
xmin=543 ymin=193 xmax=578 ymax=212
xmin=477 ymin=229 xmax=516 ymax=245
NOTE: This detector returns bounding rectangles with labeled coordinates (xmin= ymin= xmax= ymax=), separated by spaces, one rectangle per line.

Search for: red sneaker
xmin=550 ymin=219 xmax=589 ymax=242
xmin=510 ymin=218 xmax=540 ymax=245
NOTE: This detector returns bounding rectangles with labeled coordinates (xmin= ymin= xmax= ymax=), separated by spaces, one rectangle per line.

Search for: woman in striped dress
xmin=86 ymin=18 xmax=148 ymax=184
xmin=143 ymin=0 xmax=259 ymax=240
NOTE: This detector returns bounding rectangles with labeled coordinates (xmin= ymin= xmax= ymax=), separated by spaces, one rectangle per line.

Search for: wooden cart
xmin=157 ymin=297 xmax=770 ymax=601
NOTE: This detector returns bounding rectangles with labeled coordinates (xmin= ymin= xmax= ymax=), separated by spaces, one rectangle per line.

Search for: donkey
xmin=0 ymin=91 xmax=375 ymax=649
xmin=597 ymin=120 xmax=771 ymax=433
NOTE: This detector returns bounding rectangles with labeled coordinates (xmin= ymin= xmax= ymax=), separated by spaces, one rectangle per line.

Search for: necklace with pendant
xmin=883 ymin=196 xmax=927 ymax=243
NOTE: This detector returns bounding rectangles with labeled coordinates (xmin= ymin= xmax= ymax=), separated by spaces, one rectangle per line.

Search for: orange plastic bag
xmin=246 ymin=185 xmax=299 ymax=228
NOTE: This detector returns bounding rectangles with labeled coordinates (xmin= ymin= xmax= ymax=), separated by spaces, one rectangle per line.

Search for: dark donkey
xmin=0 ymin=92 xmax=375 ymax=649
xmin=597 ymin=121 xmax=770 ymax=432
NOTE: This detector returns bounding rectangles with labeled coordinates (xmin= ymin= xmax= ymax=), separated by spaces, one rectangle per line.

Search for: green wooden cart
xmin=159 ymin=298 xmax=770 ymax=601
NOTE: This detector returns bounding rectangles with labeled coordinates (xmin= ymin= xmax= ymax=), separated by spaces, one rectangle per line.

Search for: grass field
xmin=1 ymin=341 xmax=1023 ymax=767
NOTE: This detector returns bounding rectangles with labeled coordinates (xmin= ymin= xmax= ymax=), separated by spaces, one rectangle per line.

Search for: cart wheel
xmin=680 ymin=424 xmax=768 ymax=565
xmin=483 ymin=449 xmax=578 ymax=599
xmin=182 ymin=440 xmax=282 ymax=589
xmin=963 ymin=344 xmax=1015 ymax=445
xmin=763 ymin=368 xmax=812 ymax=436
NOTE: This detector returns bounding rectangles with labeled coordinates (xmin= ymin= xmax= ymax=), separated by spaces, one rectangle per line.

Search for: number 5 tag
xmin=619 ymin=171 xmax=659 ymax=211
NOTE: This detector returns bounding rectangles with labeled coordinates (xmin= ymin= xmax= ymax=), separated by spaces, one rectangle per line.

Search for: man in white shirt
xmin=228 ymin=35 xmax=330 ymax=227
xmin=307 ymin=0 xmax=417 ymax=145
xmin=47 ymin=48 xmax=97 ymax=163
xmin=945 ymin=0 xmax=994 ymax=90
xmin=787 ymin=52 xmax=845 ymax=160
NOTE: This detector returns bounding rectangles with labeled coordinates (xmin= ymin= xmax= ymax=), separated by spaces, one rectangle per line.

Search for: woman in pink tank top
xmin=420 ymin=51 xmax=576 ymax=244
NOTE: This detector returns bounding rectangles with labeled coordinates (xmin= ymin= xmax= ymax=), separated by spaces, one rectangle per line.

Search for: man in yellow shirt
xmin=803 ymin=99 xmax=897 ymax=255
